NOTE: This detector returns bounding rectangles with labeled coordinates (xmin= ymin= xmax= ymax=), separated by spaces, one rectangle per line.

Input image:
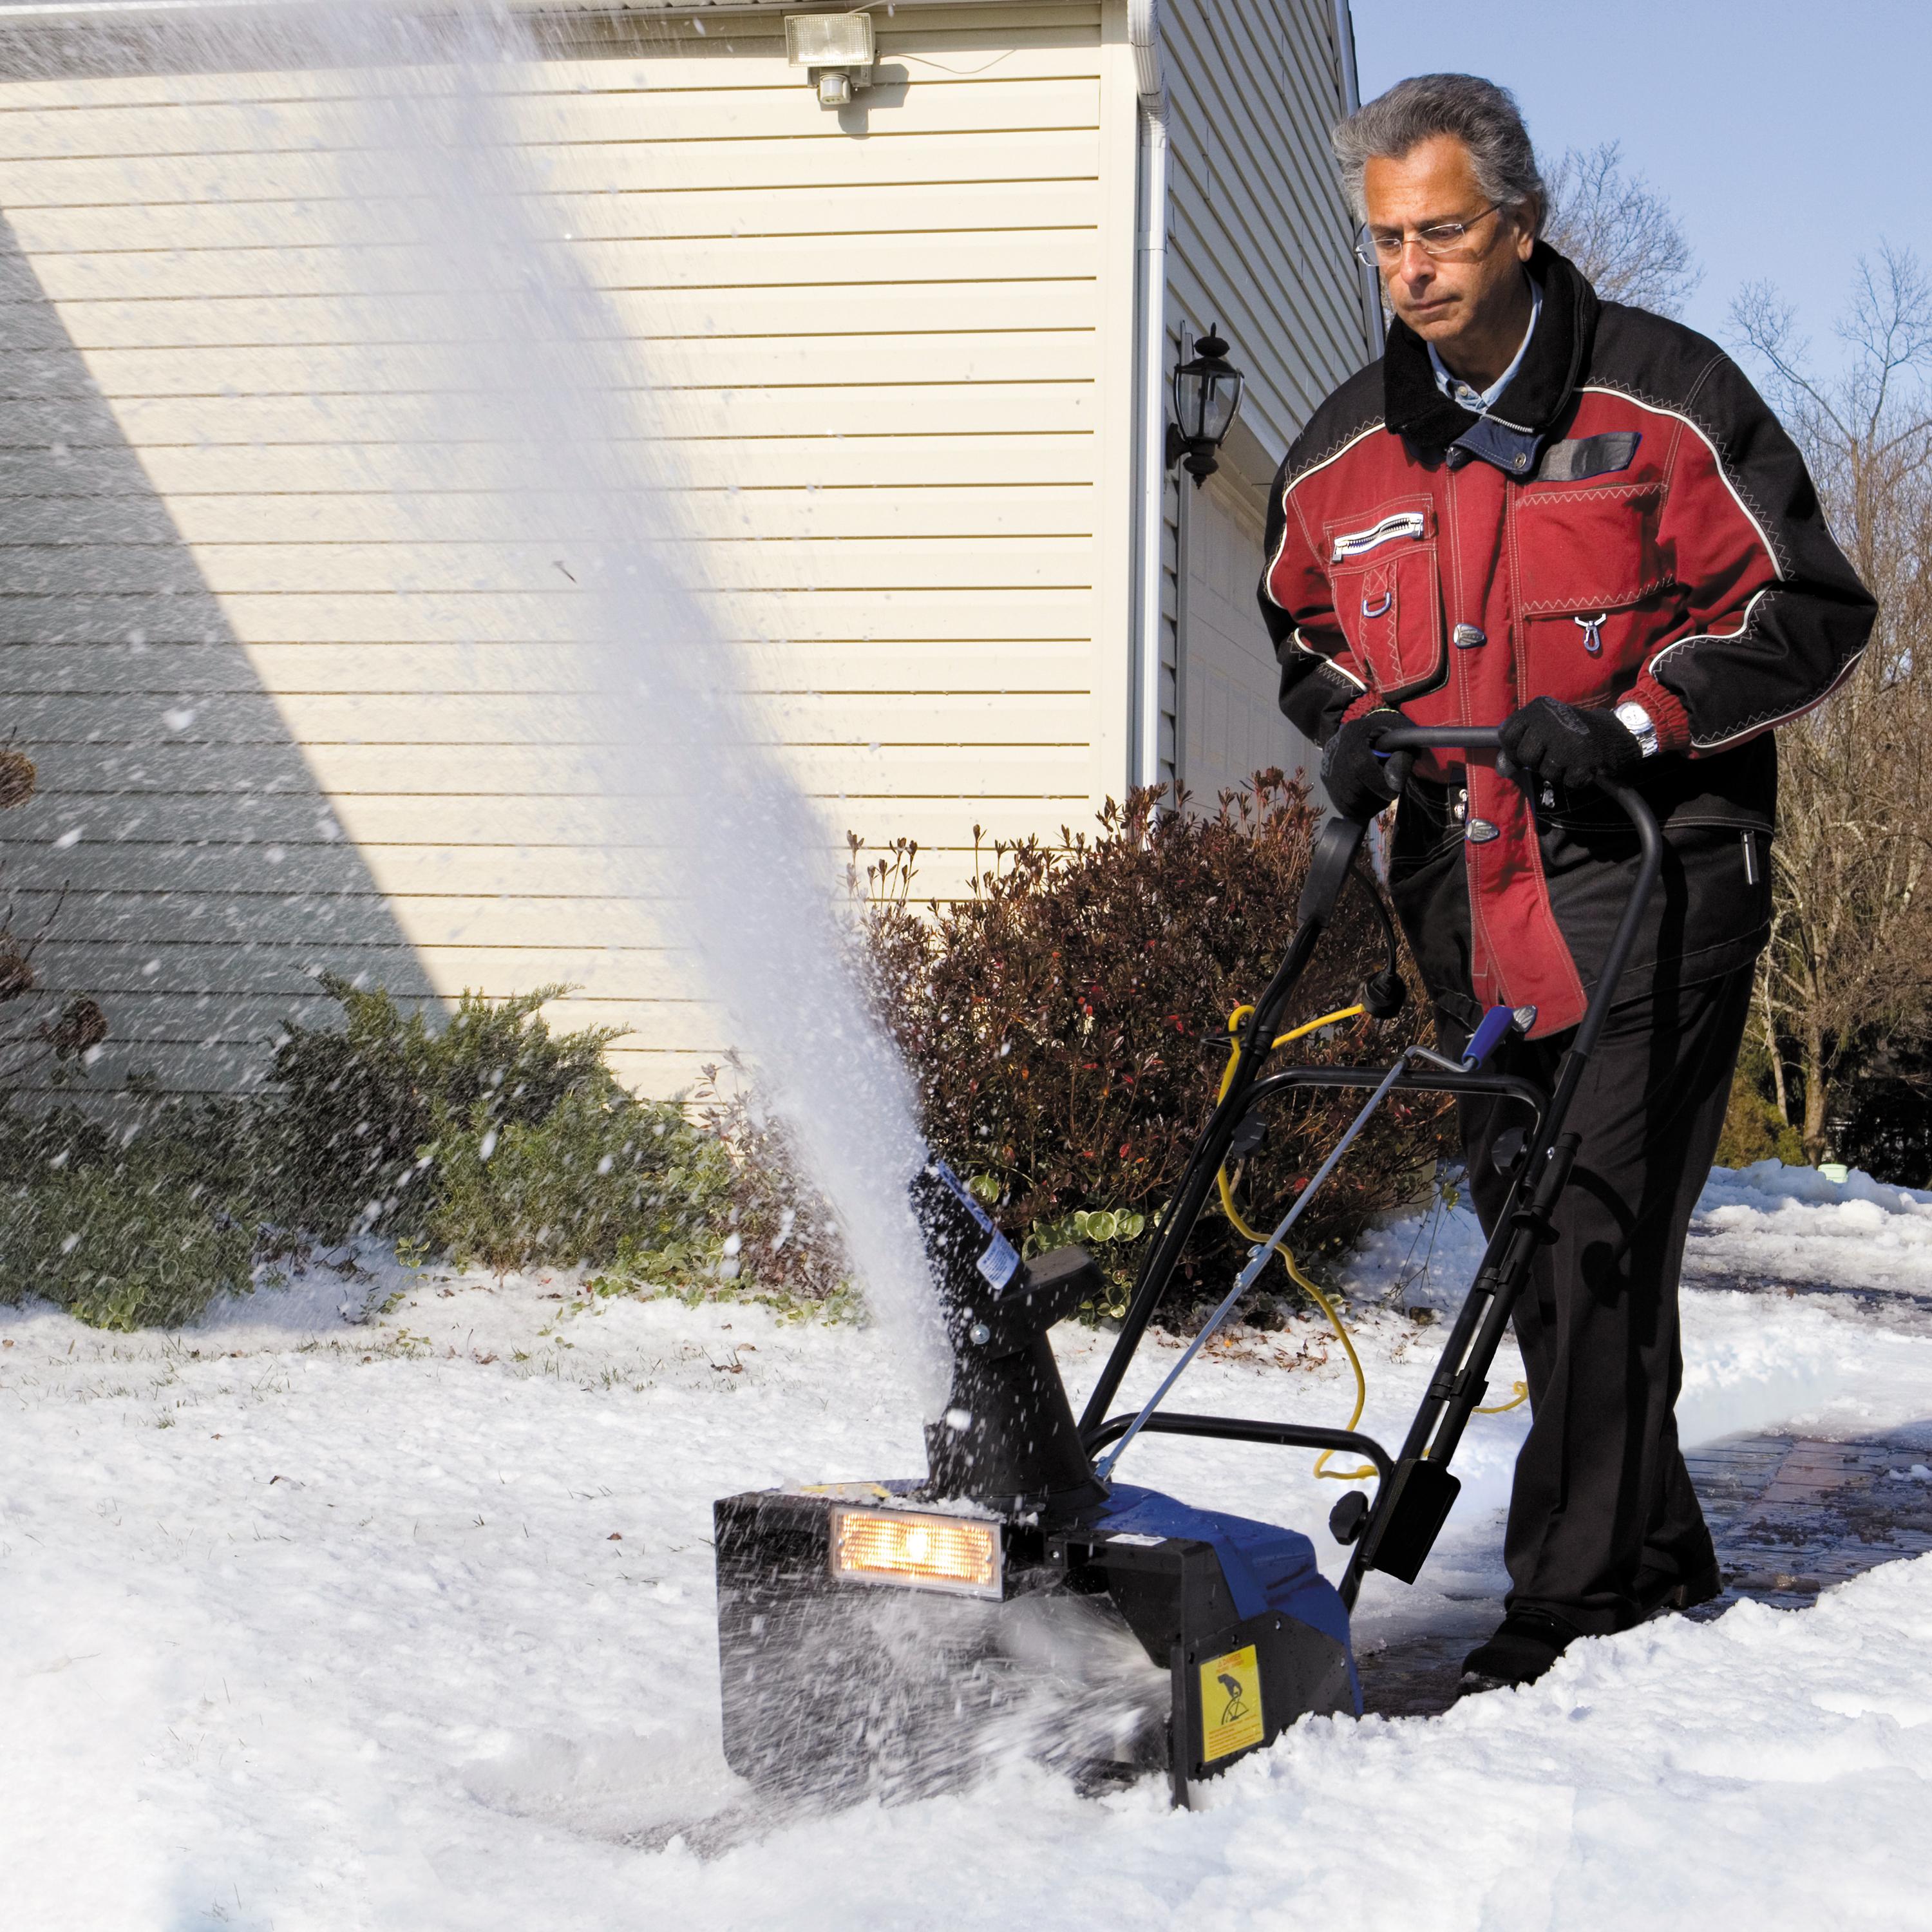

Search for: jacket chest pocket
xmin=1325 ymin=502 xmax=1444 ymax=699
xmin=1511 ymin=480 xmax=1671 ymax=706
xmin=1513 ymin=480 xmax=1669 ymax=616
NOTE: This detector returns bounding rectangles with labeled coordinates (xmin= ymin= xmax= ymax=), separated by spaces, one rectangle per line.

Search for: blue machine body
xmin=1093 ymin=1483 xmax=1361 ymax=1714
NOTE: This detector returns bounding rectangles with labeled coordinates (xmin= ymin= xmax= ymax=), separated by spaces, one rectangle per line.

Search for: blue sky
xmin=1350 ymin=0 xmax=1928 ymax=369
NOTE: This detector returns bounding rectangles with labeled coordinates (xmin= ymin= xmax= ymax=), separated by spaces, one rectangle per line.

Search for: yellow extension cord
xmin=1214 ymin=1002 xmax=1528 ymax=1485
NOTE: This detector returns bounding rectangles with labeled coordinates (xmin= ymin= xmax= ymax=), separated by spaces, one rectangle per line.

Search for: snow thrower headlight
xmin=830 ymin=1506 xmax=1002 ymax=1598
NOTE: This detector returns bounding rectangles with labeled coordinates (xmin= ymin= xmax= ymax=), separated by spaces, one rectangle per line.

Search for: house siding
xmin=0 ymin=2 xmax=1136 ymax=1098
xmin=1151 ymin=0 xmax=1373 ymax=802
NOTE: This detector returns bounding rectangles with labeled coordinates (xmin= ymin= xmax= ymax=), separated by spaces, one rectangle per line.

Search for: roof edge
xmin=0 ymin=0 xmax=1062 ymax=22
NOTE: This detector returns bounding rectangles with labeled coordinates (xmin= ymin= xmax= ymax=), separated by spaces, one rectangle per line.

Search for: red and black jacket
xmin=1259 ymin=245 xmax=1875 ymax=1036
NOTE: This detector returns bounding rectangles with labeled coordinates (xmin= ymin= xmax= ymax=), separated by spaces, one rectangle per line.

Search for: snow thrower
xmin=714 ymin=725 xmax=1662 ymax=1806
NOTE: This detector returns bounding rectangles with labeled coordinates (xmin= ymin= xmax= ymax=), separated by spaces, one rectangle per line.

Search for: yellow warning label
xmin=1199 ymin=1644 xmax=1265 ymax=1762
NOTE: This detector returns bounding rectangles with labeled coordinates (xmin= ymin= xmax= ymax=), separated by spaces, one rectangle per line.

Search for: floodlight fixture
xmin=785 ymin=12 xmax=876 ymax=108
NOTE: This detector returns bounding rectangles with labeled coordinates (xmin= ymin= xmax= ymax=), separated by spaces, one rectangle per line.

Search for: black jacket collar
xmin=1382 ymin=243 xmax=1599 ymax=461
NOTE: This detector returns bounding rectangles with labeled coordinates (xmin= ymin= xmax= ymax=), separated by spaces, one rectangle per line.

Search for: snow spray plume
xmin=735 ymin=1587 xmax=1169 ymax=1809
xmin=153 ymin=1 xmax=947 ymax=1392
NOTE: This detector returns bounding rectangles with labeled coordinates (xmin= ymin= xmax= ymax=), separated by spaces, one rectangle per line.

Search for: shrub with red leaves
xmin=853 ymin=774 xmax=1455 ymax=1316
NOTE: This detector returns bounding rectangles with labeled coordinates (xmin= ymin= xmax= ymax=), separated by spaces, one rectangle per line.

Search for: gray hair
xmin=1332 ymin=73 xmax=1544 ymax=234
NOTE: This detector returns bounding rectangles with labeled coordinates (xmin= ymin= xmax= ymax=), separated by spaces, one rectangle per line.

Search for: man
xmin=1260 ymin=74 xmax=1875 ymax=1689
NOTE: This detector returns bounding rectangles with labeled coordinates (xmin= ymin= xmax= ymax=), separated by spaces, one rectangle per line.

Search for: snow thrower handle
xmin=1367 ymin=724 xmax=1663 ymax=1062
xmin=1321 ymin=724 xmax=1664 ymax=1602
xmin=1292 ymin=740 xmax=1416 ymax=928
xmin=1294 ymin=810 xmax=1374 ymax=927
xmin=1080 ymin=719 xmax=1663 ymax=1513
xmin=1077 ymin=807 xmax=1388 ymax=1438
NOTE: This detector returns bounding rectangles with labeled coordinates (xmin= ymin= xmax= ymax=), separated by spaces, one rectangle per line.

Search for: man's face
xmin=1361 ymin=133 xmax=1536 ymax=348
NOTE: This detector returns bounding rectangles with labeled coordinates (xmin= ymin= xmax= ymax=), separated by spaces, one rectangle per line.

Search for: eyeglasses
xmin=1354 ymin=204 xmax=1504 ymax=268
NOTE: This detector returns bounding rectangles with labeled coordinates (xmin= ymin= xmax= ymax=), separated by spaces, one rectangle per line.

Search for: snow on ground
xmin=1338 ymin=1160 xmax=1932 ymax=1457
xmin=1689 ymin=1160 xmax=1932 ymax=1295
xmin=3 ymin=1162 xmax=1931 ymax=1929
xmin=1341 ymin=1155 xmax=1932 ymax=1309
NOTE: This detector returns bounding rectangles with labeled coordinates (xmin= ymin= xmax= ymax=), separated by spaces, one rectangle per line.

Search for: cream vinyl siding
xmin=1161 ymin=0 xmax=1370 ymax=450
xmin=1148 ymin=0 xmax=1372 ymax=799
xmin=1175 ymin=468 xmax=1305 ymax=806
xmin=0 ymin=1 xmax=1137 ymax=1098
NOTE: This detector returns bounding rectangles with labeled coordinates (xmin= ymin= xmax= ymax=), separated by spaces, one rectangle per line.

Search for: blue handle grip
xmin=1461 ymin=1004 xmax=1519 ymax=1070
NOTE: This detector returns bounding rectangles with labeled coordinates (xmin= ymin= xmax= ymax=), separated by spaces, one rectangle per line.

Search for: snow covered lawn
xmin=4 ymin=1163 xmax=1931 ymax=1930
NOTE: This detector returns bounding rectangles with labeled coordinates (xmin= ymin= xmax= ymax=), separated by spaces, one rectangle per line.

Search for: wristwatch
xmin=1613 ymin=699 xmax=1661 ymax=759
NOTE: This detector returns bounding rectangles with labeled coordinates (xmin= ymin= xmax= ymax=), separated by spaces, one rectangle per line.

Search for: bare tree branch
xmin=1728 ymin=249 xmax=1932 ymax=1160
xmin=1543 ymin=141 xmax=1702 ymax=316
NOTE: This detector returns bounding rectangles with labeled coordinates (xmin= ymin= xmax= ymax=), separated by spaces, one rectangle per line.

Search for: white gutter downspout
xmin=1332 ymin=0 xmax=1384 ymax=354
xmin=1128 ymin=0 xmax=1169 ymax=795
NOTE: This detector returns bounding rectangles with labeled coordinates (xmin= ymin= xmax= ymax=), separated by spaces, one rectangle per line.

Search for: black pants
xmin=1456 ymin=963 xmax=1755 ymax=1634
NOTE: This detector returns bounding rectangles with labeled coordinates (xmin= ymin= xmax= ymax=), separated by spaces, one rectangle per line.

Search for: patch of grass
xmin=596 ymin=1267 xmax=865 ymax=1328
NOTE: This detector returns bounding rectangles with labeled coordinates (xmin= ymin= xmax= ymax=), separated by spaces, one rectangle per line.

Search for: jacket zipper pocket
xmin=1331 ymin=511 xmax=1426 ymax=563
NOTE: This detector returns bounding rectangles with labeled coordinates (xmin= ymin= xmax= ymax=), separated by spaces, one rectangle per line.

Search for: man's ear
xmin=1513 ymin=200 xmax=1540 ymax=263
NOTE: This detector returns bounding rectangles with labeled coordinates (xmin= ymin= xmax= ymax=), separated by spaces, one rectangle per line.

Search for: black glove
xmin=1498 ymin=697 xmax=1645 ymax=790
xmin=1321 ymin=706 xmax=1406 ymax=821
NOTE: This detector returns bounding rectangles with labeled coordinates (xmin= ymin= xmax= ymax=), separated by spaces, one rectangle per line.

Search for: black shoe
xmin=1632 ymin=1557 xmax=1723 ymax=1621
xmin=1458 ymin=1607 xmax=1578 ymax=1693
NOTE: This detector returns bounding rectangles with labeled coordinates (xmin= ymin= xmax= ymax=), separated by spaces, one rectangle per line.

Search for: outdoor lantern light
xmin=785 ymin=12 xmax=876 ymax=108
xmin=1167 ymin=326 xmax=1245 ymax=486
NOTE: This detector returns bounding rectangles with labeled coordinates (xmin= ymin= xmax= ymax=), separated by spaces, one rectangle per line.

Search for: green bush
xmin=0 ymin=1099 xmax=258 ymax=1329
xmin=1831 ymin=1032 xmax=1932 ymax=1187
xmin=427 ymin=1085 xmax=730 ymax=1277
xmin=854 ymin=775 xmax=1455 ymax=1317
xmin=262 ymin=976 xmax=623 ymax=1243
xmin=1715 ymin=1027 xmax=1806 ymax=1169
xmin=0 ymin=980 xmax=790 ymax=1328
xmin=666 ymin=1065 xmax=855 ymax=1305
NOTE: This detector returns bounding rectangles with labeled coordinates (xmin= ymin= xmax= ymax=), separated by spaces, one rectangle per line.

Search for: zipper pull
xmin=1574 ymin=612 xmax=1607 ymax=656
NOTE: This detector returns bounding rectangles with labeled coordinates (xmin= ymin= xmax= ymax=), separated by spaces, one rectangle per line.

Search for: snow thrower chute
xmin=714 ymin=726 xmax=1662 ymax=1806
